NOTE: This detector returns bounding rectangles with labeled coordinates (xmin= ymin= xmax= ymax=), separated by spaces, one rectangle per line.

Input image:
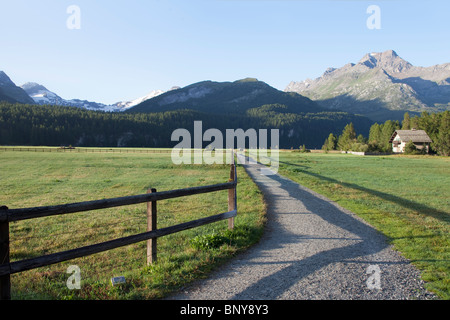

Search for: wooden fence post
xmin=228 ymin=162 xmax=236 ymax=230
xmin=0 ymin=206 xmax=10 ymax=300
xmin=147 ymin=189 xmax=157 ymax=265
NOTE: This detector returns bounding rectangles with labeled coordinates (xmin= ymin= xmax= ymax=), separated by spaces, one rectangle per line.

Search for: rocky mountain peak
xmin=21 ymin=82 xmax=50 ymax=95
xmin=284 ymin=50 xmax=450 ymax=122
xmin=359 ymin=50 xmax=412 ymax=73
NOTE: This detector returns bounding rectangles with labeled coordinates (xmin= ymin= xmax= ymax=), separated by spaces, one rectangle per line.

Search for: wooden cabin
xmin=389 ymin=129 xmax=432 ymax=153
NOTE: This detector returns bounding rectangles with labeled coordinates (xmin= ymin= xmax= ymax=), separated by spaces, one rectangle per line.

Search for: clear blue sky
xmin=1 ymin=0 xmax=449 ymax=104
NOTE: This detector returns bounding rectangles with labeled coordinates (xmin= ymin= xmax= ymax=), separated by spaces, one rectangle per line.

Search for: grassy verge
xmin=275 ymin=151 xmax=449 ymax=299
xmin=0 ymin=150 xmax=265 ymax=299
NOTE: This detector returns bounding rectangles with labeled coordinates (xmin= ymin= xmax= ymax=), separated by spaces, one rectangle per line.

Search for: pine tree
xmin=401 ymin=112 xmax=410 ymax=130
xmin=435 ymin=111 xmax=450 ymax=156
xmin=322 ymin=133 xmax=337 ymax=151
xmin=380 ymin=120 xmax=400 ymax=152
xmin=368 ymin=123 xmax=382 ymax=151
xmin=337 ymin=123 xmax=356 ymax=151
xmin=327 ymin=133 xmax=337 ymax=150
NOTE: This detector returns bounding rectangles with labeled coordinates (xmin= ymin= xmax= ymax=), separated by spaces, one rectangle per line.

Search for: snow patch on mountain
xmin=158 ymin=85 xmax=212 ymax=106
xmin=21 ymin=82 xmax=64 ymax=105
xmin=20 ymin=82 xmax=165 ymax=112
xmin=114 ymin=90 xmax=165 ymax=110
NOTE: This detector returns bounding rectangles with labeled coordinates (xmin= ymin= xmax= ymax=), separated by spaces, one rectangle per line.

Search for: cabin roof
xmin=389 ymin=130 xmax=432 ymax=143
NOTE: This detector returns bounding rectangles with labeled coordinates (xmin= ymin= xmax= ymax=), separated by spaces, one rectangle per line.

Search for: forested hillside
xmin=127 ymin=79 xmax=320 ymax=115
xmin=0 ymin=102 xmax=372 ymax=149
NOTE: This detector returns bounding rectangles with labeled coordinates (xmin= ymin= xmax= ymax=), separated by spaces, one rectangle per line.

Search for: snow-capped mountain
xmin=21 ymin=82 xmax=75 ymax=106
xmin=112 ymin=89 xmax=166 ymax=111
xmin=20 ymin=82 xmax=166 ymax=112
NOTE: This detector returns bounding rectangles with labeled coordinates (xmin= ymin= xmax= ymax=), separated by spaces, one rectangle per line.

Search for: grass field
xmin=1 ymin=148 xmax=448 ymax=300
xmin=0 ymin=149 xmax=266 ymax=299
xmin=276 ymin=151 xmax=449 ymax=299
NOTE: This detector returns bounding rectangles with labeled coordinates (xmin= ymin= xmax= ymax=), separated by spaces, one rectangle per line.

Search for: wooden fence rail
xmin=0 ymin=147 xmax=174 ymax=153
xmin=0 ymin=153 xmax=237 ymax=300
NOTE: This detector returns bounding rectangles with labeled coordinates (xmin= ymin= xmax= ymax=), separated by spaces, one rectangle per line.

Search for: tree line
xmin=0 ymin=102 xmax=197 ymax=147
xmin=0 ymin=102 xmax=372 ymax=149
xmin=322 ymin=111 xmax=449 ymax=156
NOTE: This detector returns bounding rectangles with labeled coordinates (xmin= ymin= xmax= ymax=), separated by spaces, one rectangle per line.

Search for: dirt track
xmin=169 ymin=153 xmax=436 ymax=300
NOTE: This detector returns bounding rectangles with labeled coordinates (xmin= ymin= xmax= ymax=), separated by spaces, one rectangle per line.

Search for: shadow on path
xmin=169 ymin=154 xmax=436 ymax=300
xmin=226 ymin=154 xmax=434 ymax=299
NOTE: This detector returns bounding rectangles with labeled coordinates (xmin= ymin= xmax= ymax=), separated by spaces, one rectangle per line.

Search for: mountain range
xmin=2 ymin=50 xmax=449 ymax=123
xmin=0 ymin=73 xmax=373 ymax=148
xmin=21 ymin=81 xmax=168 ymax=112
xmin=0 ymin=72 xmax=168 ymax=112
xmin=285 ymin=50 xmax=450 ymax=122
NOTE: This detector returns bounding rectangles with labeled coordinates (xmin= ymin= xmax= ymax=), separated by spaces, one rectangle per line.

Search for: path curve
xmin=169 ymin=154 xmax=436 ymax=300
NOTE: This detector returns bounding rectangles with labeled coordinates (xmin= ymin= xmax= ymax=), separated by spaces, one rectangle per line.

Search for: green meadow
xmin=276 ymin=151 xmax=449 ymax=299
xmin=1 ymin=148 xmax=449 ymax=300
xmin=0 ymin=149 xmax=266 ymax=299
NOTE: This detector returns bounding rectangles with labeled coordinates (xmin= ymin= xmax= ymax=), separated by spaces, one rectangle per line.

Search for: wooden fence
xmin=0 ymin=154 xmax=238 ymax=300
xmin=0 ymin=147 xmax=174 ymax=153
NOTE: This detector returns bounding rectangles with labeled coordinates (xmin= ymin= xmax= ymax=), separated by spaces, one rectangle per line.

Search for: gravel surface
xmin=169 ymin=154 xmax=437 ymax=300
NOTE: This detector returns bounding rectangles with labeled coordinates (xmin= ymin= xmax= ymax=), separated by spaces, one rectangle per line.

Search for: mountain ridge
xmin=0 ymin=71 xmax=35 ymax=104
xmin=128 ymin=78 xmax=322 ymax=115
xmin=0 ymin=70 xmax=169 ymax=111
xmin=285 ymin=50 xmax=450 ymax=122
xmin=20 ymin=81 xmax=166 ymax=112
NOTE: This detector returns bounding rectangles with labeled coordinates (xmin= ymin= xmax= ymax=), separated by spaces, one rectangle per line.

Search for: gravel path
xmin=169 ymin=154 xmax=436 ymax=300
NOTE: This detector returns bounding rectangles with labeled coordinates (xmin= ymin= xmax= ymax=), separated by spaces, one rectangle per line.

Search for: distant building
xmin=389 ymin=129 xmax=432 ymax=153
